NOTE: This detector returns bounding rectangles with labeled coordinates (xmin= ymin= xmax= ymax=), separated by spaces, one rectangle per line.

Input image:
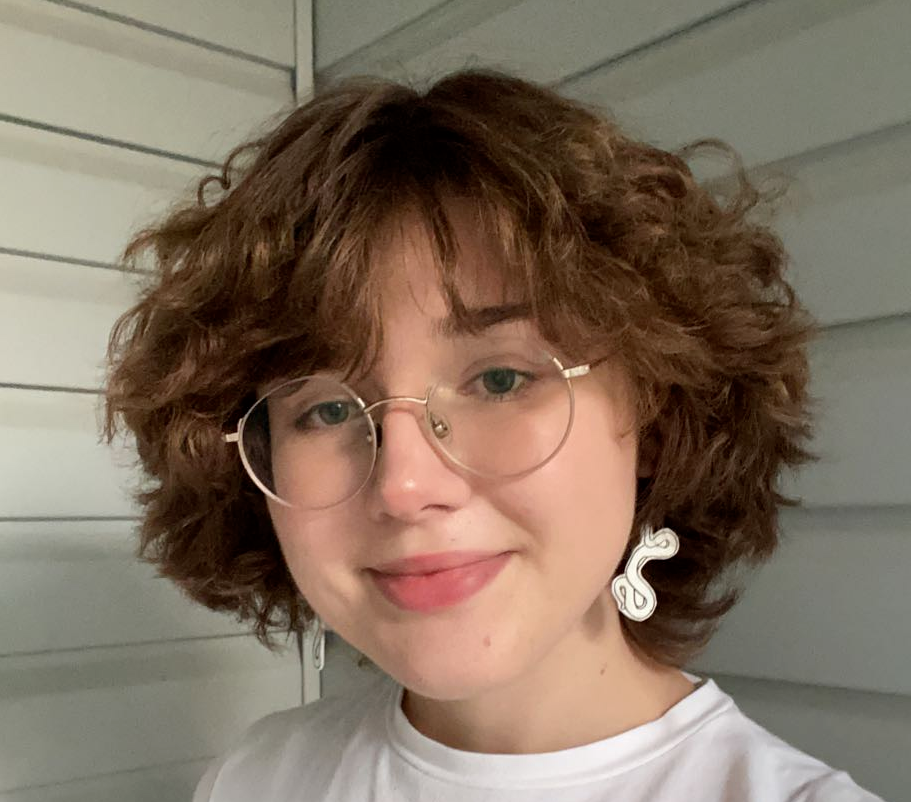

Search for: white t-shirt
xmin=194 ymin=671 xmax=883 ymax=801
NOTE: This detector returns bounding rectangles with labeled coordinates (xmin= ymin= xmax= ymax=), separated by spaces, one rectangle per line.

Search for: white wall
xmin=0 ymin=1 xmax=309 ymax=798
xmin=313 ymin=1 xmax=911 ymax=800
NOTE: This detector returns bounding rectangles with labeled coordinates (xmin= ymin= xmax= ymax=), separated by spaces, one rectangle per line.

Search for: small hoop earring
xmin=611 ymin=525 xmax=679 ymax=622
xmin=312 ymin=616 xmax=326 ymax=672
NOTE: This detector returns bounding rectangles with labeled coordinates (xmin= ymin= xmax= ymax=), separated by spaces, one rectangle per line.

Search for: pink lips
xmin=369 ymin=551 xmax=512 ymax=612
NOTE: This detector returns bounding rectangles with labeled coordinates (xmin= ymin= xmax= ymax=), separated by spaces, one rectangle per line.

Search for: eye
xmin=296 ymin=400 xmax=354 ymax=430
xmin=471 ymin=367 xmax=534 ymax=401
xmin=482 ymin=368 xmax=519 ymax=394
xmin=317 ymin=401 xmax=351 ymax=425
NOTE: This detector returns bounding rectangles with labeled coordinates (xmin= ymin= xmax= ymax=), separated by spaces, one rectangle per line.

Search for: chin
xmin=370 ymin=638 xmax=522 ymax=701
xmin=394 ymin=668 xmax=501 ymax=702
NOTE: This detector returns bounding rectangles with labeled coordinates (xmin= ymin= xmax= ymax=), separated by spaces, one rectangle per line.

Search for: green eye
xmin=481 ymin=368 xmax=519 ymax=395
xmin=295 ymin=400 xmax=352 ymax=431
xmin=316 ymin=401 xmax=350 ymax=425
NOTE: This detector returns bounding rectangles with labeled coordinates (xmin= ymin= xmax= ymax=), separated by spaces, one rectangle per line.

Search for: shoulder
xmin=193 ymin=671 xmax=396 ymax=802
xmin=689 ymin=688 xmax=882 ymax=801
xmin=797 ymin=772 xmax=886 ymax=802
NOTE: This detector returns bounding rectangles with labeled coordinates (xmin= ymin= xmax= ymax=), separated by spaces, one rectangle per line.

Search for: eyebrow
xmin=431 ymin=302 xmax=533 ymax=338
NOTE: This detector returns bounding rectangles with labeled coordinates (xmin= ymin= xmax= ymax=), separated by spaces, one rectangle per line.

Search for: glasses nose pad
xmin=370 ymin=421 xmax=383 ymax=449
xmin=429 ymin=411 xmax=451 ymax=441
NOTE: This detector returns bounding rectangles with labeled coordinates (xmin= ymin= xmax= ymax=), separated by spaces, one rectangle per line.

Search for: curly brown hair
xmin=104 ymin=69 xmax=814 ymax=668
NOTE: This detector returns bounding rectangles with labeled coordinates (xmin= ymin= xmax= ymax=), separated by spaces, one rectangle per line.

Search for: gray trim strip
xmin=0 ymin=110 xmax=220 ymax=169
xmin=821 ymin=311 xmax=911 ymax=335
xmin=744 ymin=116 xmax=911 ymax=179
xmin=2 ymin=755 xmax=215 ymax=797
xmin=0 ymin=382 xmax=100 ymax=395
xmin=0 ymin=516 xmax=139 ymax=523
xmin=701 ymin=668 xmax=909 ymax=697
xmin=0 ymin=630 xmax=249 ymax=661
xmin=557 ymin=0 xmax=764 ymax=89
xmin=292 ymin=0 xmax=299 ymax=98
xmin=42 ymin=0 xmax=294 ymax=74
xmin=0 ymin=245 xmax=128 ymax=273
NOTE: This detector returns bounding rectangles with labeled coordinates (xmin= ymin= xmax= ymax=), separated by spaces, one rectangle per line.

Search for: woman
xmin=105 ymin=70 xmax=882 ymax=800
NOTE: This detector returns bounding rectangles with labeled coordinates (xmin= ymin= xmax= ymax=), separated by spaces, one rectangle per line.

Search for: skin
xmin=268 ymin=205 xmax=695 ymax=754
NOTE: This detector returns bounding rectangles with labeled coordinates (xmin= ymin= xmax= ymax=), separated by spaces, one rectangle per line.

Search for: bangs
xmin=263 ymin=104 xmax=595 ymax=386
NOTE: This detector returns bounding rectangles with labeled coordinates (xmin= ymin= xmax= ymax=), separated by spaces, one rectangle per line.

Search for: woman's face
xmin=268 ymin=211 xmax=641 ymax=700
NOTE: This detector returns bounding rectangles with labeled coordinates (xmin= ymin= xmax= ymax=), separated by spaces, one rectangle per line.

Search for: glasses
xmin=225 ymin=338 xmax=600 ymax=510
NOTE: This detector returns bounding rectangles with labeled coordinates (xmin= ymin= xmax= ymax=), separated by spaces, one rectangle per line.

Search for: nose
xmin=367 ymin=405 xmax=471 ymax=522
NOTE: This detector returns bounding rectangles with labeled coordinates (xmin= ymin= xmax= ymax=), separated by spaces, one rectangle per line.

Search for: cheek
xmin=490 ymin=407 xmax=639 ymax=562
xmin=554 ymin=435 xmax=636 ymax=547
xmin=267 ymin=503 xmax=356 ymax=598
xmin=550 ymin=390 xmax=637 ymax=502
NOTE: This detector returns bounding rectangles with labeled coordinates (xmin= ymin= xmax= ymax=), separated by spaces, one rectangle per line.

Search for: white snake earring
xmin=611 ymin=525 xmax=680 ymax=622
xmin=312 ymin=616 xmax=326 ymax=672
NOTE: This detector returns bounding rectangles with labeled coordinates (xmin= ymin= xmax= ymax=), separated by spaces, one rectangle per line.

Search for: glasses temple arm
xmin=562 ymin=364 xmax=591 ymax=379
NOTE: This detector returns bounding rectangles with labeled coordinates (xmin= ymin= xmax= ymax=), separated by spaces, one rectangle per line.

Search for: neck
xmin=400 ymin=593 xmax=695 ymax=754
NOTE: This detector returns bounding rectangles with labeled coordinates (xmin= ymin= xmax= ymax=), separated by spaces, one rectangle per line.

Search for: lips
xmin=373 ymin=550 xmax=506 ymax=576
xmin=368 ymin=551 xmax=512 ymax=612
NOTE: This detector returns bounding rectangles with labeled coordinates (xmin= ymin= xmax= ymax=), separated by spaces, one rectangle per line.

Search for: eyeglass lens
xmin=239 ymin=342 xmax=574 ymax=509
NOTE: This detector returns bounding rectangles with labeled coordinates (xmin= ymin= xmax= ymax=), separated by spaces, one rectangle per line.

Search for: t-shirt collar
xmin=385 ymin=671 xmax=732 ymax=790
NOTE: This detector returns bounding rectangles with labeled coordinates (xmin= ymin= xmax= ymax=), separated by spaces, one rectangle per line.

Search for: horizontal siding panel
xmin=315 ymin=0 xmax=442 ymax=69
xmin=0 ymin=636 xmax=298 ymax=792
xmin=563 ymin=0 xmax=911 ymax=172
xmin=82 ymin=0 xmax=295 ymax=66
xmin=709 ymin=673 xmax=906 ymax=802
xmin=693 ymin=506 xmax=911 ymax=696
xmin=0 ymin=520 xmax=251 ymax=655
xmin=0 ymin=255 xmax=138 ymax=389
xmin=0 ymin=758 xmax=210 ymax=802
xmin=0 ymin=121 xmax=199 ymax=264
xmin=0 ymin=0 xmax=291 ymax=162
xmin=0 ymin=389 xmax=134 ymax=517
xmin=776 ymin=123 xmax=911 ymax=325
xmin=787 ymin=315 xmax=911 ymax=507
xmin=397 ymin=0 xmax=741 ymax=85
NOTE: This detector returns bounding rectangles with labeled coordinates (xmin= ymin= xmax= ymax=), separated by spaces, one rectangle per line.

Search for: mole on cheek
xmin=483 ymin=635 xmax=491 ymax=648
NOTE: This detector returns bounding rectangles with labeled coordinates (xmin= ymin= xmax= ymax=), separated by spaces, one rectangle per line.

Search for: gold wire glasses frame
xmin=224 ymin=353 xmax=599 ymax=510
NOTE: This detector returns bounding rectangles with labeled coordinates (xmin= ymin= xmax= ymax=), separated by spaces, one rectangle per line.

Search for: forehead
xmin=372 ymin=202 xmax=523 ymax=331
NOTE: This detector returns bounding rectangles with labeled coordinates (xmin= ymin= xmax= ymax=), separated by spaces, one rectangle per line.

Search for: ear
xmin=637 ymin=428 xmax=659 ymax=478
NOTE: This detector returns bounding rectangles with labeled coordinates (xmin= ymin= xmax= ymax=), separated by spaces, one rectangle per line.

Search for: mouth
xmin=372 ymin=550 xmax=508 ymax=576
xmin=367 ymin=551 xmax=513 ymax=612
